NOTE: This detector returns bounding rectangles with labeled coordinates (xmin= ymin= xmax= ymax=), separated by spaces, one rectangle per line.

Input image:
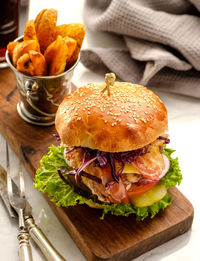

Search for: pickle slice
xmin=130 ymin=181 xmax=167 ymax=207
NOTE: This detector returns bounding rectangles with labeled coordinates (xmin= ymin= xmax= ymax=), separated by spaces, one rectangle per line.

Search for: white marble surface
xmin=0 ymin=0 xmax=200 ymax=260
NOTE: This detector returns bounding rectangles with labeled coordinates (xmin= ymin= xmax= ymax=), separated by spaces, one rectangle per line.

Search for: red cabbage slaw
xmin=53 ymin=133 xmax=61 ymax=141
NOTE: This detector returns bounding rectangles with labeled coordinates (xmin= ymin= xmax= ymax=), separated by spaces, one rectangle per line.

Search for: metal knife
xmin=0 ymin=165 xmax=66 ymax=261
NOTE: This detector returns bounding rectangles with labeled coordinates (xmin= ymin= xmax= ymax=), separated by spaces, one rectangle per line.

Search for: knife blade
xmin=0 ymin=164 xmax=66 ymax=261
xmin=0 ymin=178 xmax=16 ymax=218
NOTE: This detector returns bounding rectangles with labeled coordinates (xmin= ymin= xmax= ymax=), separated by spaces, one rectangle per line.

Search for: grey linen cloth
xmin=81 ymin=0 xmax=200 ymax=98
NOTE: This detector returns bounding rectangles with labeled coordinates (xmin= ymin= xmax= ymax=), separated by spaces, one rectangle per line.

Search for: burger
xmin=34 ymin=73 xmax=182 ymax=220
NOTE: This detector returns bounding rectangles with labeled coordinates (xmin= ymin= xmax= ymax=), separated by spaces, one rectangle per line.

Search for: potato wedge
xmin=63 ymin=36 xmax=77 ymax=65
xmin=7 ymin=41 xmax=20 ymax=59
xmin=17 ymin=50 xmax=47 ymax=76
xmin=55 ymin=23 xmax=85 ymax=66
xmin=12 ymin=40 xmax=40 ymax=66
xmin=34 ymin=9 xmax=47 ymax=32
xmin=28 ymin=50 xmax=47 ymax=76
xmin=24 ymin=19 xmax=38 ymax=41
xmin=44 ymin=35 xmax=68 ymax=76
xmin=17 ymin=53 xmax=35 ymax=75
xmin=67 ymin=45 xmax=80 ymax=68
xmin=55 ymin=23 xmax=85 ymax=47
xmin=34 ymin=8 xmax=58 ymax=53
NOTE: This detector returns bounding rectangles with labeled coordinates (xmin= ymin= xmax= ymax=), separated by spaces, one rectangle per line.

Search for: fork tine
xmin=19 ymin=146 xmax=25 ymax=198
xmin=6 ymin=142 xmax=13 ymax=197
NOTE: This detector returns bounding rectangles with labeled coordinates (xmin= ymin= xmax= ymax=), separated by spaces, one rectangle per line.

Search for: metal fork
xmin=6 ymin=142 xmax=33 ymax=261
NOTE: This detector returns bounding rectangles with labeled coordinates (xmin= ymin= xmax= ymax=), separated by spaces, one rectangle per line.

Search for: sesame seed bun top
xmin=55 ymin=76 xmax=168 ymax=152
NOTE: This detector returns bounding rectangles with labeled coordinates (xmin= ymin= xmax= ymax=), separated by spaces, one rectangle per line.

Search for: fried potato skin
xmin=34 ymin=9 xmax=47 ymax=32
xmin=24 ymin=19 xmax=38 ymax=41
xmin=17 ymin=50 xmax=47 ymax=76
xmin=16 ymin=53 xmax=35 ymax=75
xmin=7 ymin=41 xmax=20 ymax=59
xmin=34 ymin=8 xmax=58 ymax=53
xmin=12 ymin=40 xmax=40 ymax=66
xmin=55 ymin=23 xmax=85 ymax=67
xmin=55 ymin=23 xmax=85 ymax=47
xmin=63 ymin=36 xmax=77 ymax=65
xmin=67 ymin=44 xmax=80 ymax=68
xmin=44 ymin=35 xmax=68 ymax=76
xmin=29 ymin=50 xmax=47 ymax=76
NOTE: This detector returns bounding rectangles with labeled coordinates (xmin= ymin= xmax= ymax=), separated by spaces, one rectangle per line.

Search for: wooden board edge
xmin=109 ymin=210 xmax=194 ymax=261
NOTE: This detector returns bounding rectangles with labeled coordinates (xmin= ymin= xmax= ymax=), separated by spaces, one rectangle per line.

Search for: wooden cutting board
xmin=0 ymin=68 xmax=194 ymax=261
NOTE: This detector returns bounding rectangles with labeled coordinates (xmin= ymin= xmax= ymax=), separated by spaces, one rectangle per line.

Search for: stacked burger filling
xmin=58 ymin=135 xmax=170 ymax=206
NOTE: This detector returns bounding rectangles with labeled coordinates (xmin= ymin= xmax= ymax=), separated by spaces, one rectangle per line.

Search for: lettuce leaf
xmin=34 ymin=145 xmax=182 ymax=220
xmin=101 ymin=193 xmax=172 ymax=220
xmin=162 ymin=147 xmax=182 ymax=189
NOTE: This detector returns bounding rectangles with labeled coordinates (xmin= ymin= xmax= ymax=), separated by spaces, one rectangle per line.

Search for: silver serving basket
xmin=6 ymin=35 xmax=79 ymax=126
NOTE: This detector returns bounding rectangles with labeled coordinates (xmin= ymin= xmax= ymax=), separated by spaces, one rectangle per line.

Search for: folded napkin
xmin=81 ymin=0 xmax=200 ymax=98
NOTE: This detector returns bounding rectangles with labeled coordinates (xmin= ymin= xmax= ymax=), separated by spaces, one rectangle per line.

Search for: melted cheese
xmin=122 ymin=163 xmax=140 ymax=174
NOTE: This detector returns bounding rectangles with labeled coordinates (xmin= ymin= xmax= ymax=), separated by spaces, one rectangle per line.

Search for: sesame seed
xmin=141 ymin=118 xmax=146 ymax=123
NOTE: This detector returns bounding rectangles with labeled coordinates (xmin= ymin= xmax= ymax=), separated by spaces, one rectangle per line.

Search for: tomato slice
xmin=127 ymin=182 xmax=158 ymax=198
xmin=134 ymin=145 xmax=165 ymax=181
